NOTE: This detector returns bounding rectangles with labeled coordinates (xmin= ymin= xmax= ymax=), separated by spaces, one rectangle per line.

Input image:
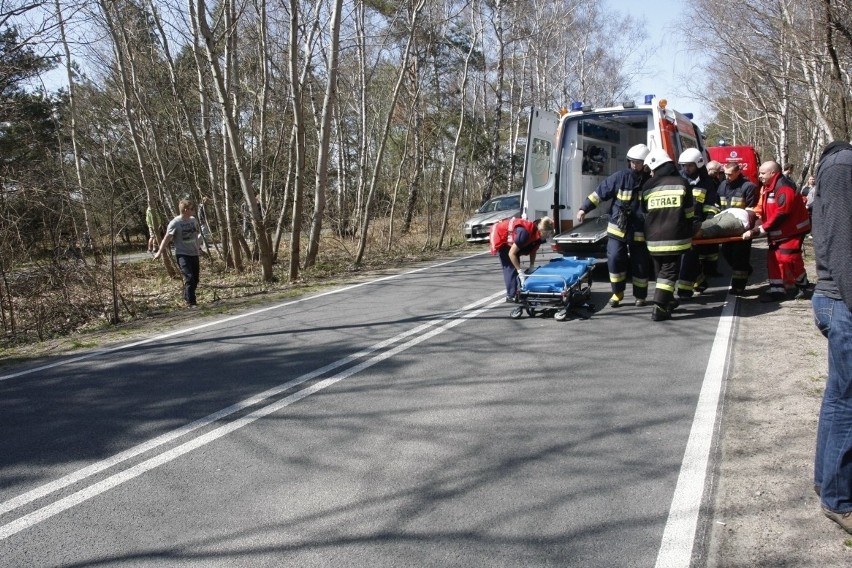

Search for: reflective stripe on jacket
xmin=718 ymin=176 xmax=759 ymax=210
xmin=642 ymin=166 xmax=694 ymax=256
xmin=581 ymin=168 xmax=644 ymax=241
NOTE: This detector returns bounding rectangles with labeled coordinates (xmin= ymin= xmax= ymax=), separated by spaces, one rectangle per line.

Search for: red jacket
xmin=761 ymin=172 xmax=810 ymax=243
xmin=490 ymin=218 xmax=542 ymax=255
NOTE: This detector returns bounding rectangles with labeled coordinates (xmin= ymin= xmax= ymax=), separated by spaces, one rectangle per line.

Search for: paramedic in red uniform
xmin=641 ymin=149 xmax=694 ymax=321
xmin=490 ymin=216 xmax=554 ymax=302
xmin=717 ymin=162 xmax=760 ymax=294
xmin=576 ymin=144 xmax=651 ymax=307
xmin=742 ymin=161 xmax=810 ymax=302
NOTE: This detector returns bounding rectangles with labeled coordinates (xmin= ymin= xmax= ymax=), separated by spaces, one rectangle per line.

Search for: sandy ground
xmin=704 ymin=239 xmax=852 ymax=565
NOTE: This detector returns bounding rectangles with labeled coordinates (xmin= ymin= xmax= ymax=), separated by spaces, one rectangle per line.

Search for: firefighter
xmin=702 ymin=160 xmax=725 ymax=276
xmin=717 ymin=162 xmax=760 ymax=294
xmin=677 ymin=148 xmax=721 ymax=298
xmin=576 ymin=143 xmax=651 ymax=307
xmin=742 ymin=161 xmax=810 ymax=301
xmin=641 ymin=149 xmax=694 ymax=321
xmin=490 ymin=216 xmax=554 ymax=302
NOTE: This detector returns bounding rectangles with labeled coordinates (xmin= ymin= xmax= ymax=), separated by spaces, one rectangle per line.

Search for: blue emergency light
xmin=644 ymin=94 xmax=655 ymax=104
xmin=684 ymin=113 xmax=694 ymax=119
xmin=570 ymin=101 xmax=583 ymax=111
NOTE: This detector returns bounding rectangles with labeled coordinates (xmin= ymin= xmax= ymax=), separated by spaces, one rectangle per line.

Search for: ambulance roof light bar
xmin=570 ymin=101 xmax=583 ymax=112
xmin=644 ymin=94 xmax=655 ymax=104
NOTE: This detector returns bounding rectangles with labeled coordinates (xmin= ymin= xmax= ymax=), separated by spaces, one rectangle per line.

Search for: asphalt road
xmin=0 ymin=250 xmax=735 ymax=567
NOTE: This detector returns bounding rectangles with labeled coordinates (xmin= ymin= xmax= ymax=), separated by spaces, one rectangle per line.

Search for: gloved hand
xmin=517 ymin=271 xmax=527 ymax=286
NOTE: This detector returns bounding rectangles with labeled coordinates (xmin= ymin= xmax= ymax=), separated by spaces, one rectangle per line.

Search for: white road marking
xmin=0 ymin=294 xmax=505 ymax=540
xmin=655 ymin=297 xmax=737 ymax=567
xmin=0 ymin=253 xmax=488 ymax=383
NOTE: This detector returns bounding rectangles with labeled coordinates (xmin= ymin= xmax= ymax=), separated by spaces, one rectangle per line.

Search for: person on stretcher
xmin=693 ymin=208 xmax=759 ymax=240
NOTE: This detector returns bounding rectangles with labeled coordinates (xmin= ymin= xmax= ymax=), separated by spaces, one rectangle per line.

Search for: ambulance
xmin=520 ymin=96 xmax=707 ymax=257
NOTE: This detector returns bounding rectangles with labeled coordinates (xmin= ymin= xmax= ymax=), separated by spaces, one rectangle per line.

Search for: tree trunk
xmin=305 ymin=0 xmax=343 ymax=268
xmin=354 ymin=0 xmax=427 ymax=265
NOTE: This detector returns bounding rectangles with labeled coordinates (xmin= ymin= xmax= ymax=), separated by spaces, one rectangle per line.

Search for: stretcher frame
xmin=692 ymin=234 xmax=766 ymax=245
xmin=510 ymin=257 xmax=598 ymax=321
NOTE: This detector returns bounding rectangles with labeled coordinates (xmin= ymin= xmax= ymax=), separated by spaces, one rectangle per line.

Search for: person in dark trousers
xmin=576 ymin=144 xmax=651 ymax=307
xmin=717 ymin=162 xmax=760 ymax=294
xmin=490 ymin=216 xmax=554 ymax=301
xmin=701 ymin=160 xmax=725 ymax=276
xmin=676 ymin=148 xmax=720 ymax=298
xmin=641 ymin=149 xmax=694 ymax=321
xmin=810 ymin=140 xmax=852 ymax=535
xmin=154 ymin=198 xmax=204 ymax=307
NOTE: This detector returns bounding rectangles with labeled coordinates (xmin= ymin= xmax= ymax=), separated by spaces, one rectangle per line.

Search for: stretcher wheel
xmin=510 ymin=307 xmax=523 ymax=319
xmin=554 ymin=309 xmax=568 ymax=322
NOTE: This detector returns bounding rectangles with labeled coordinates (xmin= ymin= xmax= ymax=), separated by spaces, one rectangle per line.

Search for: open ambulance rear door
xmin=520 ymin=107 xmax=560 ymax=225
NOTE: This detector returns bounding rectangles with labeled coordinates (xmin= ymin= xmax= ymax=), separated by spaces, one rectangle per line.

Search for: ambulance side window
xmin=531 ymin=138 xmax=552 ymax=189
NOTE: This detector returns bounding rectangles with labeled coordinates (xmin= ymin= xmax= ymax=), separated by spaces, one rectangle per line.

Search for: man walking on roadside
xmin=154 ymin=198 xmax=204 ymax=308
xmin=811 ymin=140 xmax=852 ymax=535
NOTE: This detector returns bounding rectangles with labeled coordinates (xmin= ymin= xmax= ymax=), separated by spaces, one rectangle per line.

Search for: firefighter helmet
xmin=644 ymin=148 xmax=672 ymax=171
xmin=626 ymin=144 xmax=650 ymax=162
xmin=678 ymin=147 xmax=706 ymax=168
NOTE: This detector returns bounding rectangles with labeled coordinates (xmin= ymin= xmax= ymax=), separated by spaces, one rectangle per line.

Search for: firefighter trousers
xmin=652 ymin=254 xmax=681 ymax=308
xmin=677 ymin=248 xmax=701 ymax=298
xmin=720 ymin=239 xmax=753 ymax=292
xmin=606 ymin=237 xmax=649 ymax=300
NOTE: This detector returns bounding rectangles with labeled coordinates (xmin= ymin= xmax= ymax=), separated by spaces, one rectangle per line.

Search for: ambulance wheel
xmin=554 ymin=309 xmax=568 ymax=322
xmin=510 ymin=307 xmax=523 ymax=319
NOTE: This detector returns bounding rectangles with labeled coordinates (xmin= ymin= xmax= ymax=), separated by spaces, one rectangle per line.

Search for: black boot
xmin=652 ymin=304 xmax=671 ymax=321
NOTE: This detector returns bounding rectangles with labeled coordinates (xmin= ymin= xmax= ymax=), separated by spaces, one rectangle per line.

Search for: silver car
xmin=463 ymin=192 xmax=521 ymax=243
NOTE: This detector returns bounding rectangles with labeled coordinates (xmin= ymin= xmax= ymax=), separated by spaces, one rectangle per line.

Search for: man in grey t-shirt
xmin=153 ymin=198 xmax=203 ymax=307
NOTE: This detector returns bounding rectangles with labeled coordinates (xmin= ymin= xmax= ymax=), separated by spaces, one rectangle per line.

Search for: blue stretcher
xmin=511 ymin=256 xmax=598 ymax=321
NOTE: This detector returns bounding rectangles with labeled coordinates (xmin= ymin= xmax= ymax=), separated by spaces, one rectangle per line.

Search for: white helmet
xmin=626 ymin=144 xmax=650 ymax=162
xmin=644 ymin=148 xmax=672 ymax=171
xmin=678 ymin=147 xmax=706 ymax=168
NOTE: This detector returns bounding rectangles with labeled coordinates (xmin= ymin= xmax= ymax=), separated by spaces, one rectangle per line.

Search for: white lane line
xmin=0 ymin=253 xmax=489 ymax=382
xmin=0 ymin=293 xmax=505 ymax=536
xmin=655 ymin=297 xmax=737 ymax=568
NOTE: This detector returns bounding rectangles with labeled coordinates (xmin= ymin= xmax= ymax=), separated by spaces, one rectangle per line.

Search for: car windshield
xmin=478 ymin=195 xmax=519 ymax=213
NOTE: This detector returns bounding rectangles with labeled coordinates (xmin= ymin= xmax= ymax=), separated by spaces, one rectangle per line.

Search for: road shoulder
xmin=705 ymin=240 xmax=852 ymax=565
